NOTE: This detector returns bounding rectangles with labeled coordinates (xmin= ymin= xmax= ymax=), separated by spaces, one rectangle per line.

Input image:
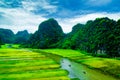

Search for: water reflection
xmin=60 ymin=58 xmax=117 ymax=80
xmin=61 ymin=58 xmax=77 ymax=78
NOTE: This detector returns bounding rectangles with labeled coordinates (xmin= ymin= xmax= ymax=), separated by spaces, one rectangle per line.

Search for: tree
xmin=113 ymin=19 xmax=120 ymax=56
xmin=60 ymin=23 xmax=85 ymax=49
xmin=27 ymin=18 xmax=64 ymax=48
xmin=0 ymin=28 xmax=14 ymax=43
xmin=0 ymin=37 xmax=3 ymax=48
xmin=14 ymin=30 xmax=30 ymax=44
xmin=25 ymin=17 xmax=120 ymax=57
xmin=83 ymin=17 xmax=119 ymax=57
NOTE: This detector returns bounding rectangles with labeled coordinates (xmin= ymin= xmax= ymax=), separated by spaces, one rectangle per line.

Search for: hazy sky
xmin=0 ymin=0 xmax=120 ymax=33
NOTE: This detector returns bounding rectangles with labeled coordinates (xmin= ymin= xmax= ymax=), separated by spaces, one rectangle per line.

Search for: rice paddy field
xmin=0 ymin=49 xmax=70 ymax=80
xmin=0 ymin=45 xmax=120 ymax=80
xmin=41 ymin=49 xmax=120 ymax=79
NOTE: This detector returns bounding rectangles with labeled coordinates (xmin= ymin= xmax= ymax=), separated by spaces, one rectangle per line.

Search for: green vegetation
xmin=41 ymin=49 xmax=120 ymax=78
xmin=1 ymin=44 xmax=20 ymax=49
xmin=26 ymin=18 xmax=64 ymax=48
xmin=59 ymin=18 xmax=120 ymax=57
xmin=0 ymin=17 xmax=120 ymax=79
xmin=22 ymin=17 xmax=120 ymax=57
xmin=59 ymin=23 xmax=85 ymax=49
xmin=0 ymin=28 xmax=30 ymax=46
xmin=0 ymin=28 xmax=14 ymax=43
xmin=0 ymin=49 xmax=70 ymax=80
xmin=14 ymin=30 xmax=30 ymax=44
xmin=0 ymin=18 xmax=120 ymax=57
xmin=0 ymin=37 xmax=3 ymax=48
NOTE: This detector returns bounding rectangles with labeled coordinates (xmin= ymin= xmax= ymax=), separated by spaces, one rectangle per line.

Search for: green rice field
xmin=41 ymin=49 xmax=120 ymax=79
xmin=0 ymin=46 xmax=120 ymax=80
xmin=0 ymin=49 xmax=70 ymax=80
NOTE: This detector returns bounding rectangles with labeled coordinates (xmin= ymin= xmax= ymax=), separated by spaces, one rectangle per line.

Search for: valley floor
xmin=0 ymin=49 xmax=70 ymax=80
xmin=0 ymin=48 xmax=120 ymax=80
xmin=38 ymin=49 xmax=120 ymax=79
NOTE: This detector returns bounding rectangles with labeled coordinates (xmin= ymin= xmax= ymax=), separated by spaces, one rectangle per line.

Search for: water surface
xmin=60 ymin=58 xmax=118 ymax=80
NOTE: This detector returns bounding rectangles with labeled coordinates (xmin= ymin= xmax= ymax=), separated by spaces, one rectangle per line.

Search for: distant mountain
xmin=27 ymin=18 xmax=64 ymax=48
xmin=59 ymin=23 xmax=85 ymax=49
xmin=14 ymin=30 xmax=30 ymax=44
xmin=0 ymin=17 xmax=119 ymax=57
xmin=0 ymin=28 xmax=14 ymax=43
xmin=61 ymin=17 xmax=120 ymax=57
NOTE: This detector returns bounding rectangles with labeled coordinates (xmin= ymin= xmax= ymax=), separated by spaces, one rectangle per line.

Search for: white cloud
xmin=58 ymin=12 xmax=120 ymax=33
xmin=22 ymin=0 xmax=58 ymax=14
xmin=0 ymin=0 xmax=58 ymax=33
xmin=0 ymin=5 xmax=120 ymax=34
xmin=0 ymin=0 xmax=120 ymax=34
xmin=86 ymin=0 xmax=112 ymax=6
xmin=0 ymin=7 xmax=46 ymax=33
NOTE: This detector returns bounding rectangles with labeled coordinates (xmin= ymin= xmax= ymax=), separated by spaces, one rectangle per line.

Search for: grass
xmin=0 ymin=48 xmax=70 ymax=80
xmin=1 ymin=45 xmax=120 ymax=79
xmin=42 ymin=49 xmax=84 ymax=58
xmin=0 ymin=69 xmax=68 ymax=79
xmin=41 ymin=49 xmax=120 ymax=78
xmin=1 ymin=44 xmax=20 ymax=49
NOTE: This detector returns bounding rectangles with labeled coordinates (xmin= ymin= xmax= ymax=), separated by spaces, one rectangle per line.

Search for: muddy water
xmin=60 ymin=58 xmax=118 ymax=80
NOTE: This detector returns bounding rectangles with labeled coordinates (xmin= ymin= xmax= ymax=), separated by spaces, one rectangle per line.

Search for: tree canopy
xmin=61 ymin=17 xmax=120 ymax=57
xmin=25 ymin=17 xmax=120 ymax=57
xmin=0 ymin=28 xmax=14 ymax=43
xmin=14 ymin=30 xmax=30 ymax=44
xmin=0 ymin=17 xmax=120 ymax=57
xmin=27 ymin=18 xmax=64 ymax=48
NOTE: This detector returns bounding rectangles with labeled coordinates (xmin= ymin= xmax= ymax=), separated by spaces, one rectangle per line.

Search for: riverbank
xmin=32 ymin=49 xmax=120 ymax=79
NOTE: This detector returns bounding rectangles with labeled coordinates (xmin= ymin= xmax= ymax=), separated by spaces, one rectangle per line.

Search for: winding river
xmin=36 ymin=51 xmax=119 ymax=80
xmin=60 ymin=58 xmax=118 ymax=80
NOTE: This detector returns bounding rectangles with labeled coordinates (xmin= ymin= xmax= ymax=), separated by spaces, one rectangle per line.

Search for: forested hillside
xmin=27 ymin=18 xmax=64 ymax=48
xmin=0 ymin=28 xmax=14 ymax=44
xmin=0 ymin=17 xmax=120 ymax=57
xmin=60 ymin=17 xmax=120 ymax=57
xmin=26 ymin=17 xmax=120 ymax=57
xmin=14 ymin=30 xmax=30 ymax=44
xmin=0 ymin=29 xmax=30 ymax=46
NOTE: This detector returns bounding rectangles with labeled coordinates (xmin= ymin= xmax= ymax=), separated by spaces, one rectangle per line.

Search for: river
xmin=35 ymin=50 xmax=119 ymax=80
xmin=60 ymin=58 xmax=118 ymax=80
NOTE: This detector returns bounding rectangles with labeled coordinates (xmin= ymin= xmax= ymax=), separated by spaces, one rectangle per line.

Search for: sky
xmin=0 ymin=0 xmax=120 ymax=33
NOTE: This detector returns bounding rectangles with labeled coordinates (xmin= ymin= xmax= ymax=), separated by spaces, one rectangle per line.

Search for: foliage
xmin=60 ymin=23 xmax=85 ymax=49
xmin=83 ymin=18 xmax=120 ymax=57
xmin=0 ymin=17 xmax=120 ymax=57
xmin=0 ymin=37 xmax=3 ymax=48
xmin=60 ymin=17 xmax=120 ymax=57
xmin=0 ymin=29 xmax=31 ymax=47
xmin=27 ymin=18 xmax=64 ymax=48
xmin=0 ymin=28 xmax=14 ymax=43
xmin=0 ymin=44 xmax=20 ymax=49
xmin=14 ymin=30 xmax=30 ymax=44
